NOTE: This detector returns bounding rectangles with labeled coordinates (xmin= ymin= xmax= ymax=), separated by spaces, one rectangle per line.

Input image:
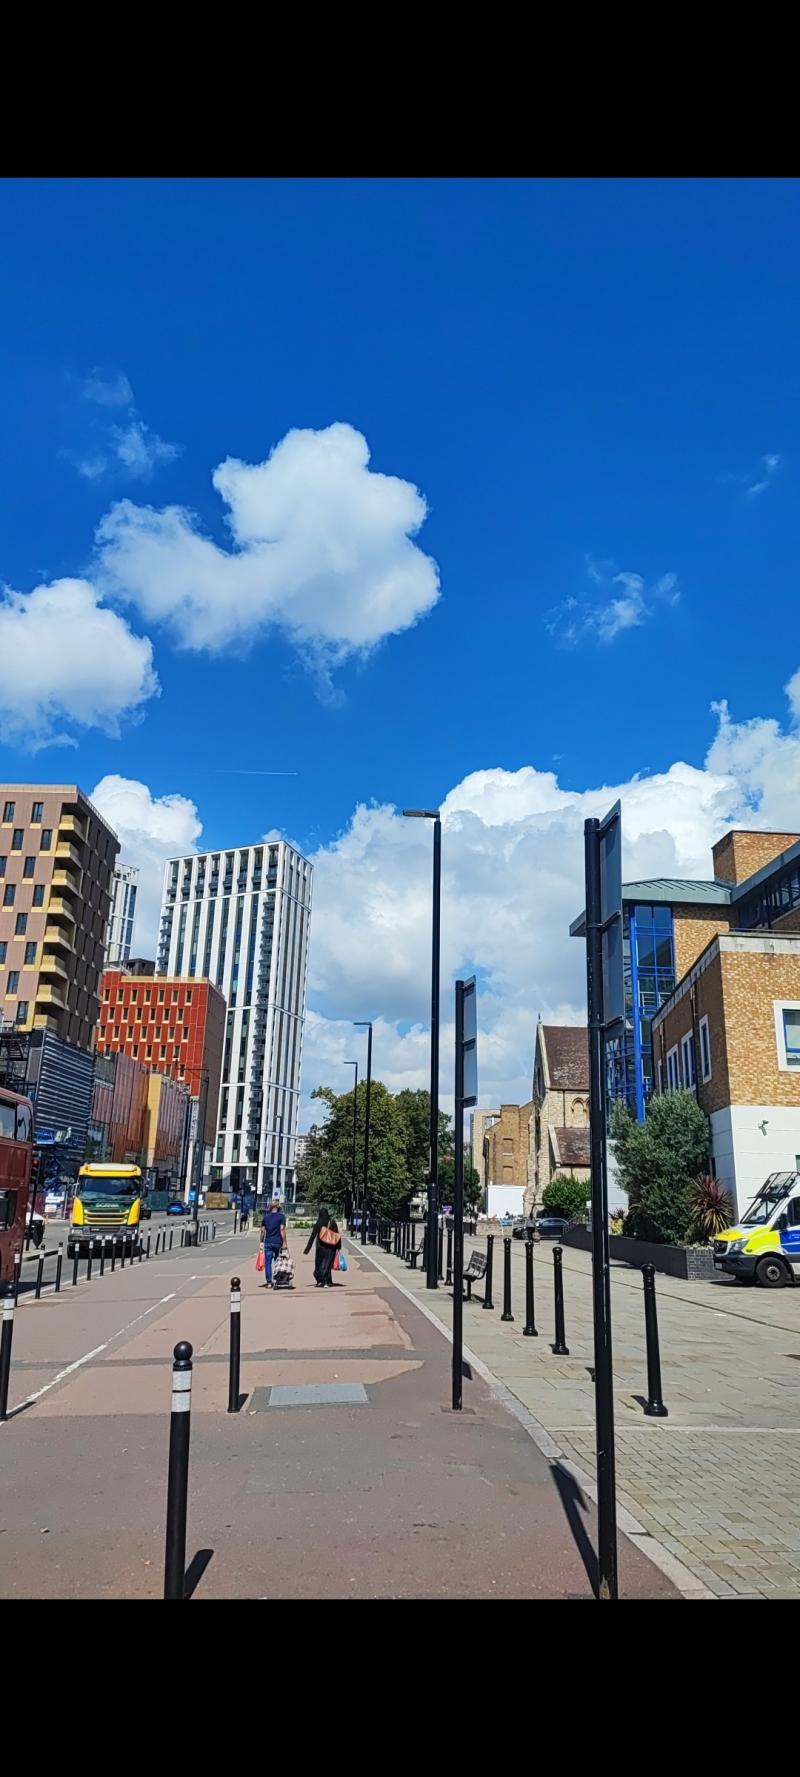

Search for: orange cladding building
xmin=96 ymin=970 xmax=225 ymax=1148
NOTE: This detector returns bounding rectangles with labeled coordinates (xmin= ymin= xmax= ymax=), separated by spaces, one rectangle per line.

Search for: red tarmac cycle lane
xmin=0 ymin=1234 xmax=676 ymax=1598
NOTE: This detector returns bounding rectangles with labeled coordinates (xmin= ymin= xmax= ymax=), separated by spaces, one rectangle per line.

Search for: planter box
xmin=560 ymin=1225 xmax=716 ymax=1281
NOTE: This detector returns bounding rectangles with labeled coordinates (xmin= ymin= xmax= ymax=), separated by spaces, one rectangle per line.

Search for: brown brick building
xmin=528 ymin=1022 xmax=590 ymax=1211
xmin=1 ymin=785 xmax=119 ymax=1050
xmin=483 ymin=1101 xmax=534 ymax=1215
xmin=652 ymin=931 xmax=800 ymax=1216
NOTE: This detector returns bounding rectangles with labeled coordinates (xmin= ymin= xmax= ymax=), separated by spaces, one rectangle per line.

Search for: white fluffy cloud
xmin=99 ymin=672 xmax=800 ymax=1121
xmin=91 ymin=775 xmax=202 ymax=959
xmin=546 ymin=562 xmax=679 ymax=647
xmin=95 ymin=422 xmax=440 ymax=664
xmin=0 ymin=578 xmax=158 ymax=749
xmin=73 ymin=369 xmax=179 ymax=482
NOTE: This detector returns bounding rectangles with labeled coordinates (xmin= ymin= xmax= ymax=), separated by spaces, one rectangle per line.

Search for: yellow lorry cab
xmin=69 ymin=1163 xmax=143 ymax=1257
xmin=713 ymin=1171 xmax=800 ymax=1288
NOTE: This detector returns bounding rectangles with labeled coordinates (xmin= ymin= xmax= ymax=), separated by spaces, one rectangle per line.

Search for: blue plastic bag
xmin=338 ymin=1248 xmax=348 ymax=1272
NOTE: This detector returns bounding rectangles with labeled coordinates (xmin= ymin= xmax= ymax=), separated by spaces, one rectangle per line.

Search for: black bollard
xmin=227 ymin=1277 xmax=242 ymax=1413
xmin=35 ymin=1248 xmax=45 ymax=1300
xmin=86 ymin=1246 xmax=93 ymax=1284
xmin=155 ymin=1229 xmax=161 ymax=1256
xmin=501 ymin=1235 xmax=514 ymax=1321
xmin=483 ymin=1234 xmax=495 ymax=1310
xmin=233 ymin=1207 xmax=239 ymax=1235
xmin=100 ymin=1239 xmax=106 ymax=1278
xmin=642 ymin=1265 xmax=668 ymax=1418
xmin=72 ymin=1245 xmax=80 ymax=1287
xmin=121 ymin=1238 xmax=127 ymax=1270
xmin=169 ymin=1228 xmax=174 ymax=1252
xmin=552 ymin=1246 xmax=569 ymax=1355
xmin=523 ymin=1232 xmax=538 ymax=1337
xmin=164 ymin=1341 xmax=193 ymax=1600
xmin=55 ymin=1243 xmax=63 ymax=1293
xmin=138 ymin=1234 xmax=143 ymax=1262
xmin=110 ymin=1238 xmax=116 ymax=1273
xmin=446 ymin=1223 xmax=453 ymax=1286
xmin=13 ymin=1251 xmax=21 ymax=1305
xmin=146 ymin=1233 xmax=151 ymax=1261
xmin=438 ymin=1219 xmax=444 ymax=1281
xmin=0 ymin=1290 xmax=15 ymax=1421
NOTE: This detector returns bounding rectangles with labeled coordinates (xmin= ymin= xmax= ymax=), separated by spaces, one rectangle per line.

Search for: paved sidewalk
xmin=367 ymin=1231 xmax=800 ymax=1599
xmin=0 ymin=1232 xmax=675 ymax=1599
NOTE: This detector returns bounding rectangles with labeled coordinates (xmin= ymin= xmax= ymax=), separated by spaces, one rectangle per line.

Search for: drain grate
xmin=251 ymin=1382 xmax=370 ymax=1409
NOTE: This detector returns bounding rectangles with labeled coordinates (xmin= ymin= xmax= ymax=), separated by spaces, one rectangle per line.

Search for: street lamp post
xmin=191 ymin=1071 xmax=209 ymax=1248
xmin=403 ymin=808 xmax=441 ymax=1289
xmin=343 ymin=1060 xmax=358 ymax=1228
xmin=354 ymin=1023 xmax=373 ymax=1246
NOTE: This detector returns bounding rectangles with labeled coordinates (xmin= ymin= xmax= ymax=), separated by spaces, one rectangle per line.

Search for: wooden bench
xmin=462 ymin=1249 xmax=487 ymax=1300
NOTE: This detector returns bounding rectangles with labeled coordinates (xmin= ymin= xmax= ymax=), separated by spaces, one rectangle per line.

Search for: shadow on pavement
xmin=551 ymin=1464 xmax=598 ymax=1598
xmin=185 ymin=1549 xmax=214 ymax=1599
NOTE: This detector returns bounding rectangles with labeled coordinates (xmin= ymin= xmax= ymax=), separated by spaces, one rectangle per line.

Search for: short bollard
xmin=0 ymin=1291 xmax=15 ymax=1421
xmin=446 ymin=1223 xmax=454 ymax=1286
xmin=642 ymin=1265 xmax=668 ymax=1418
xmin=501 ymin=1235 xmax=514 ymax=1322
xmin=138 ymin=1235 xmax=143 ymax=1262
xmin=169 ymin=1229 xmax=174 ymax=1252
xmin=120 ymin=1239 xmax=126 ymax=1269
xmin=552 ymin=1246 xmax=569 ymax=1355
xmin=164 ymin=1341 xmax=193 ymax=1600
xmin=233 ymin=1207 xmax=239 ymax=1235
xmin=55 ymin=1243 xmax=63 ymax=1293
xmin=227 ymin=1277 xmax=242 ymax=1413
xmin=86 ymin=1246 xmax=93 ymax=1284
xmin=482 ymin=1234 xmax=495 ymax=1310
xmin=35 ymin=1248 xmax=45 ymax=1300
xmin=110 ymin=1238 xmax=116 ymax=1273
xmin=100 ymin=1239 xmax=106 ymax=1278
xmin=212 ymin=1222 xmax=216 ymax=1241
xmin=72 ymin=1245 xmax=80 ymax=1287
xmin=13 ymin=1251 xmax=21 ymax=1305
xmin=155 ymin=1230 xmax=161 ymax=1256
xmin=523 ymin=1232 xmax=538 ymax=1337
xmin=146 ymin=1233 xmax=152 ymax=1261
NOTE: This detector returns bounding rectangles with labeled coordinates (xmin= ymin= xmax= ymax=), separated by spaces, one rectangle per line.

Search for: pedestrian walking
xmin=260 ymin=1197 xmax=287 ymax=1288
xmin=240 ymin=1193 xmax=250 ymax=1234
xmin=316 ymin=1215 xmax=342 ymax=1288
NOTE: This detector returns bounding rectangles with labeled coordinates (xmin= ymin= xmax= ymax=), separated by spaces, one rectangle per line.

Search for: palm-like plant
xmin=691 ymin=1173 xmax=732 ymax=1240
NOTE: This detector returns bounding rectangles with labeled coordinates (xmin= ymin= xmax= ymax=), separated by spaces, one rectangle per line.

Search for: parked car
xmin=166 ymin=1198 xmax=190 ymax=1216
xmin=533 ymin=1216 xmax=570 ymax=1240
xmin=512 ymin=1215 xmax=536 ymax=1239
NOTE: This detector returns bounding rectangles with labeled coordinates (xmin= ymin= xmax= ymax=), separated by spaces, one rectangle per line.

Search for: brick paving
xmin=364 ymin=1230 xmax=800 ymax=1598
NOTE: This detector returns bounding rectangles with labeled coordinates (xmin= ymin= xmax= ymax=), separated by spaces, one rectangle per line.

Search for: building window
xmin=132 ymin=1045 xmax=138 ymax=1058
xmin=158 ymin=987 xmax=165 ymax=1002
xmin=24 ymin=942 xmax=36 ymax=965
xmin=117 ymin=988 xmax=124 ymax=1001
xmin=16 ymin=1002 xmax=28 ymax=1024
xmin=146 ymin=1044 xmax=152 ymax=1059
xmin=681 ymin=1032 xmax=696 ymax=1088
xmin=2 ymin=801 xmax=14 ymax=822
xmin=7 ymin=971 xmax=19 ymax=994
xmin=666 ymin=1046 xmax=680 ymax=1091
xmin=40 ymin=829 xmax=52 ymax=850
xmin=172 ymin=988 xmax=179 ymax=1002
xmin=131 ymin=989 xmax=138 ymax=1002
xmin=0 ymin=857 xmax=5 ymax=877
xmin=186 ymin=989 xmax=192 ymax=1004
xmin=775 ymin=1002 xmax=800 ymax=1071
xmin=31 ymin=801 xmax=43 ymax=823
xmin=23 ymin=857 xmax=35 ymax=879
xmin=32 ymin=885 xmax=44 ymax=907
xmin=15 ymin=913 xmax=27 ymax=936
xmin=3 ymin=885 xmax=15 ymax=907
xmin=698 ymin=1015 xmax=711 ymax=1082
xmin=145 ymin=987 xmax=151 ymax=1001
xmin=11 ymin=829 xmax=23 ymax=850
xmin=0 ymin=943 xmax=5 ymax=964
xmin=160 ymin=1044 xmax=166 ymax=1059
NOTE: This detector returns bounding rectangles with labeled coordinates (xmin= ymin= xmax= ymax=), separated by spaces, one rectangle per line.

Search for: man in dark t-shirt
xmin=261 ymin=1199 xmax=287 ymax=1288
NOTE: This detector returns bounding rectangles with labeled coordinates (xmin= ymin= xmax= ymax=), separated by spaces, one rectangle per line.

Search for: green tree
xmin=437 ymin=1153 xmax=482 ymax=1208
xmin=542 ymin=1174 xmax=592 ymax=1222
xmin=612 ymin=1091 xmax=710 ymax=1246
xmin=295 ymin=1080 xmax=410 ymax=1217
xmin=394 ymin=1089 xmax=453 ymax=1192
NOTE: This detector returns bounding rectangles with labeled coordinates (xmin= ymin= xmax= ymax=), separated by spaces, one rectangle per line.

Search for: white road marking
xmin=5 ymin=1293 xmax=178 ymax=1417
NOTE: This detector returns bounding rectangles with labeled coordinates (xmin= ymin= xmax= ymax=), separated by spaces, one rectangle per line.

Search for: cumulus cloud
xmin=546 ymin=562 xmax=679 ymax=647
xmin=91 ymin=775 xmax=202 ymax=960
xmin=0 ymin=578 xmax=158 ymax=749
xmin=70 ymin=368 xmax=178 ymax=483
xmin=94 ymin=422 xmax=441 ymax=670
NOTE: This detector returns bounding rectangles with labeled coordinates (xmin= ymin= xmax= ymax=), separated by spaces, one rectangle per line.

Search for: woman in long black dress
xmin=315 ymin=1215 xmax=341 ymax=1287
xmin=304 ymin=1207 xmax=332 ymax=1285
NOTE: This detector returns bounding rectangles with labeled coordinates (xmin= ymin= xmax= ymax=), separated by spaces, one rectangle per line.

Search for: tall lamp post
xmin=354 ymin=1022 xmax=373 ymax=1246
xmin=403 ymin=808 xmax=441 ymax=1289
xmin=343 ymin=1060 xmax=358 ymax=1228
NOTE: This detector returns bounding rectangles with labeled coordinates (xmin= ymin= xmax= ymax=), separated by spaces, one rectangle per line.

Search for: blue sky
xmin=2 ymin=178 xmax=799 ymax=1112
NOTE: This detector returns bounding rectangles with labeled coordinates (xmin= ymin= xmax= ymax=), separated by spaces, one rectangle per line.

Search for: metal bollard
xmin=446 ymin=1223 xmax=453 ymax=1286
xmin=501 ymin=1235 xmax=514 ymax=1322
xmin=72 ymin=1245 xmax=80 ymax=1287
xmin=438 ymin=1219 xmax=444 ymax=1281
xmin=35 ymin=1248 xmax=45 ymax=1300
xmin=13 ymin=1251 xmax=21 ymax=1305
xmin=100 ymin=1239 xmax=106 ymax=1278
xmin=483 ymin=1234 xmax=495 ymax=1310
xmin=164 ymin=1342 xmax=193 ymax=1600
xmin=0 ymin=1291 xmax=15 ymax=1421
xmin=212 ymin=1222 xmax=216 ymax=1241
xmin=55 ymin=1243 xmax=63 ymax=1293
xmin=228 ymin=1277 xmax=242 ymax=1413
xmin=552 ymin=1246 xmax=569 ymax=1355
xmin=169 ymin=1229 xmax=174 ymax=1252
xmin=642 ymin=1265 xmax=668 ymax=1417
xmin=87 ymin=1246 xmax=93 ymax=1283
xmin=146 ymin=1233 xmax=151 ymax=1261
xmin=523 ymin=1232 xmax=538 ymax=1336
xmin=233 ymin=1207 xmax=239 ymax=1235
xmin=110 ymin=1238 xmax=116 ymax=1273
xmin=120 ymin=1238 xmax=126 ymax=1269
xmin=155 ymin=1229 xmax=161 ymax=1256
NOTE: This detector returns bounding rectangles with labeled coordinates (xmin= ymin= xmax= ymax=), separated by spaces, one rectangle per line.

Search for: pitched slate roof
xmin=553 ymin=1125 xmax=591 ymax=1168
xmin=542 ymin=1025 xmax=589 ymax=1090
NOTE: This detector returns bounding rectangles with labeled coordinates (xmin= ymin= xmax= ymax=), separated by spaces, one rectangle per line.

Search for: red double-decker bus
xmin=0 ymin=1086 xmax=34 ymax=1289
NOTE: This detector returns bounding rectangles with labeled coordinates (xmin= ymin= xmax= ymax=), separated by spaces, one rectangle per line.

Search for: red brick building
xmin=97 ymin=970 xmax=225 ymax=1146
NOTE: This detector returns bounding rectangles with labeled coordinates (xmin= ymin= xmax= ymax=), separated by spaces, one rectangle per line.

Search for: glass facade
xmin=606 ymin=903 xmax=676 ymax=1122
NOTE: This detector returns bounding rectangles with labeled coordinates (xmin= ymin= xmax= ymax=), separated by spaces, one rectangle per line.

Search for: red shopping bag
xmin=333 ymin=1250 xmax=341 ymax=1271
xmin=256 ymin=1247 xmax=265 ymax=1272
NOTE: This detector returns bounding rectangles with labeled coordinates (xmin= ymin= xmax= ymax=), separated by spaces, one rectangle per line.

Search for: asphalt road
xmin=15 ymin=1210 xmax=236 ymax=1300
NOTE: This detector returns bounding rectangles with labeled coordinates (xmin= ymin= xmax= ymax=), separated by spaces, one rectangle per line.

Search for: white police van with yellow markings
xmin=714 ymin=1172 xmax=800 ymax=1288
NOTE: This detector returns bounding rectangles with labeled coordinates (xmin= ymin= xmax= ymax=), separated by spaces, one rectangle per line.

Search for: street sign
xmin=598 ymin=801 xmax=623 ymax=1028
xmin=461 ymin=976 xmax=478 ymax=1108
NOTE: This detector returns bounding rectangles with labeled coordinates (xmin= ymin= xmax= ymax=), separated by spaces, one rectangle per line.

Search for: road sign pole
xmin=452 ymin=980 xmax=465 ymax=1411
xmin=585 ymin=814 xmax=618 ymax=1600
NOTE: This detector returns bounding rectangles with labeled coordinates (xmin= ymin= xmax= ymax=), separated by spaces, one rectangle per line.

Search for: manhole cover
xmin=251 ymin=1383 xmax=370 ymax=1409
